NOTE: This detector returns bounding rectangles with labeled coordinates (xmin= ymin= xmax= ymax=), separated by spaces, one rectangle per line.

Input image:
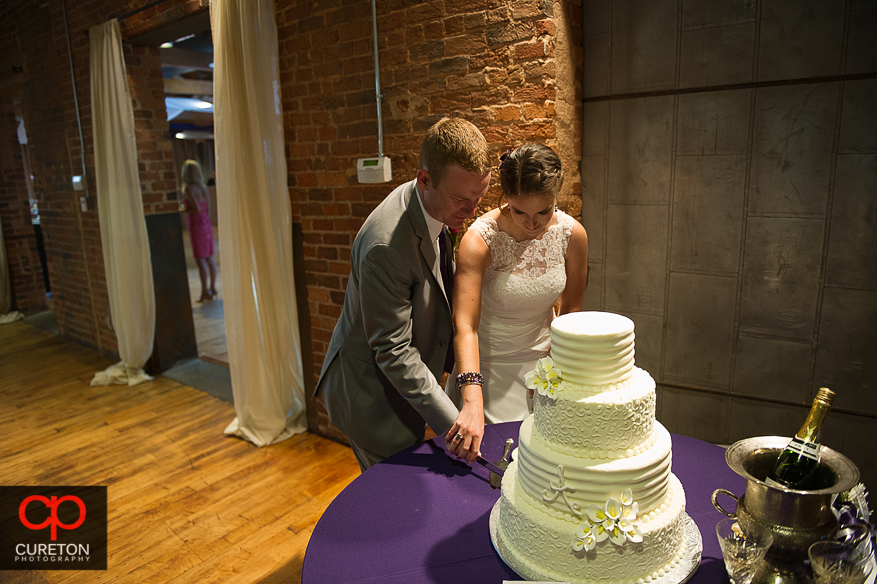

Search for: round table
xmin=303 ymin=421 xmax=746 ymax=583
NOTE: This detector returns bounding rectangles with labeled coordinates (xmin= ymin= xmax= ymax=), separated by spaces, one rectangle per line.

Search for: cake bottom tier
xmin=496 ymin=462 xmax=688 ymax=584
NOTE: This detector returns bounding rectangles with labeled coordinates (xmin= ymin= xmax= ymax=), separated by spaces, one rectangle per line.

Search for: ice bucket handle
xmin=712 ymin=488 xmax=739 ymax=518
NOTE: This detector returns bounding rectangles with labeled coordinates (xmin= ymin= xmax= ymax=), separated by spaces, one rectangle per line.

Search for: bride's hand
xmin=444 ymin=398 xmax=484 ymax=465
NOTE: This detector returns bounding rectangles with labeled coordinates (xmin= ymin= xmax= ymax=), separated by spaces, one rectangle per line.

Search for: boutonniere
xmin=448 ymin=227 xmax=458 ymax=248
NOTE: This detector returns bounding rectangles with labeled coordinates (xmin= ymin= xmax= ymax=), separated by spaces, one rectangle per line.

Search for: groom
xmin=314 ymin=118 xmax=491 ymax=471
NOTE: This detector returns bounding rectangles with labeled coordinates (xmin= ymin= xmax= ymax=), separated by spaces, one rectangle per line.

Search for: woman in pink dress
xmin=181 ymin=159 xmax=217 ymax=302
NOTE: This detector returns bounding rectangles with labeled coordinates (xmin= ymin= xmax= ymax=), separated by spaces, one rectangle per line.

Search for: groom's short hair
xmin=419 ymin=117 xmax=491 ymax=187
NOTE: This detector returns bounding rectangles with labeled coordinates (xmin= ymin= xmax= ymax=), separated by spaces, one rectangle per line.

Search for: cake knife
xmin=485 ymin=438 xmax=515 ymax=489
xmin=475 ymin=455 xmax=506 ymax=479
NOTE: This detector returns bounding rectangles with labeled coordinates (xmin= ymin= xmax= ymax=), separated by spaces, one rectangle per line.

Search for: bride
xmin=444 ymin=143 xmax=589 ymax=461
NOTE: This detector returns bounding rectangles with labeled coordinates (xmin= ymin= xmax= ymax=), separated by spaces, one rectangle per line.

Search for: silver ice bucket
xmin=712 ymin=436 xmax=860 ymax=584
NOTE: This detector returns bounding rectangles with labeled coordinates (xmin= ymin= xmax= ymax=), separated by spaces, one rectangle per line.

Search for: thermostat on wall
xmin=357 ymin=156 xmax=392 ymax=184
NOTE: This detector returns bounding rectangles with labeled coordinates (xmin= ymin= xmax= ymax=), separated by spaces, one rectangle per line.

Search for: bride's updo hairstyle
xmin=499 ymin=143 xmax=564 ymax=200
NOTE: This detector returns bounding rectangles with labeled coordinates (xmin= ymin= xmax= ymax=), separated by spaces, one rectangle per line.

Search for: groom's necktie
xmin=438 ymin=228 xmax=455 ymax=373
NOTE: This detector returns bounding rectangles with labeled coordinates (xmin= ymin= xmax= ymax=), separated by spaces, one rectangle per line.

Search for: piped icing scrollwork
xmin=542 ymin=465 xmax=583 ymax=516
xmin=533 ymin=367 xmax=656 ymax=455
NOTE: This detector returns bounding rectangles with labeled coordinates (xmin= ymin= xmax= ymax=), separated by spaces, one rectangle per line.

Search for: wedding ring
xmin=454 ymin=432 xmax=463 ymax=441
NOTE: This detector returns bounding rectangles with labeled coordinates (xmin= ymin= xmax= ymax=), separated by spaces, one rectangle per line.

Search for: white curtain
xmin=0 ymin=209 xmax=24 ymax=324
xmin=211 ymin=0 xmax=307 ymax=445
xmin=88 ymin=20 xmax=155 ymax=386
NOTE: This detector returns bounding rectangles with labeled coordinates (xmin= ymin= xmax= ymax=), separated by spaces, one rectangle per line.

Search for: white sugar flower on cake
xmin=571 ymin=523 xmax=598 ymax=552
xmin=570 ymin=489 xmax=643 ymax=553
xmin=524 ymin=357 xmax=564 ymax=400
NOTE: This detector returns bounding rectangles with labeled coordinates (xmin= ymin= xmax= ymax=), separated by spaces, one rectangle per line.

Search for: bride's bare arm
xmin=557 ymin=221 xmax=589 ymax=316
xmin=444 ymin=227 xmax=491 ymax=464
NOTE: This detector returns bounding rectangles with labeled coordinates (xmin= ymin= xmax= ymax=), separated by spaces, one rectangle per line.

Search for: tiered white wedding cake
xmin=492 ymin=311 xmax=695 ymax=584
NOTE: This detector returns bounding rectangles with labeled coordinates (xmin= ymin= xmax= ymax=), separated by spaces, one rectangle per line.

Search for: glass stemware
xmin=808 ymin=527 xmax=875 ymax=584
xmin=716 ymin=518 xmax=774 ymax=584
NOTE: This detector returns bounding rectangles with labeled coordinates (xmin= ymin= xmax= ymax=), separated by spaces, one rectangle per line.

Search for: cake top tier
xmin=550 ymin=311 xmax=635 ymax=387
xmin=551 ymin=311 xmax=634 ymax=339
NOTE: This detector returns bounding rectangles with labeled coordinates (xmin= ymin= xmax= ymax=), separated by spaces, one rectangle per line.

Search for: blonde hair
xmin=181 ymin=159 xmax=205 ymax=186
xmin=419 ymin=117 xmax=491 ymax=187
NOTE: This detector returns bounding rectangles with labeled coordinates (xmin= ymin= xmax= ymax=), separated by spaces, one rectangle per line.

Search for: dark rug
xmin=23 ymin=310 xmax=59 ymax=335
xmin=163 ymin=358 xmax=233 ymax=403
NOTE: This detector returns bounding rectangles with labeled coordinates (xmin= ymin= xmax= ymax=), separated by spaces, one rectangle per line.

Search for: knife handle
xmin=501 ymin=438 xmax=514 ymax=462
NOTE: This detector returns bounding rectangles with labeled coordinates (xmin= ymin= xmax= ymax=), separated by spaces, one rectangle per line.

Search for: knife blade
xmin=476 ymin=455 xmax=506 ymax=477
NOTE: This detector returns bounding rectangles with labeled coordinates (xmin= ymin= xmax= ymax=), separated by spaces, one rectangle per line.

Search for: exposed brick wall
xmin=122 ymin=0 xmax=204 ymax=38
xmin=276 ymin=0 xmax=583 ymax=438
xmin=7 ymin=0 xmax=103 ymax=348
xmin=122 ymin=0 xmax=204 ymax=215
xmin=0 ymin=0 xmax=203 ymax=352
xmin=3 ymin=0 xmax=584 ymax=445
xmin=0 ymin=102 xmax=46 ymax=316
xmin=125 ymin=43 xmax=179 ymax=215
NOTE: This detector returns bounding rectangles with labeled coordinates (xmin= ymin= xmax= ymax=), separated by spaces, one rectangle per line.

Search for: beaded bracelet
xmin=456 ymin=371 xmax=484 ymax=391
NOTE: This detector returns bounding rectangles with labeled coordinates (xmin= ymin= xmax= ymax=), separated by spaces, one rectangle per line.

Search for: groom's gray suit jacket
xmin=314 ymin=179 xmax=458 ymax=459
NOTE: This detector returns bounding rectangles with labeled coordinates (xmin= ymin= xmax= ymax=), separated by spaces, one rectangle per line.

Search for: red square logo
xmin=0 ymin=486 xmax=107 ymax=570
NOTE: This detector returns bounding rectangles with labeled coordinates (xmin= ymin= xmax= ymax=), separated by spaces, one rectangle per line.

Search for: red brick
xmin=486 ymin=65 xmax=525 ymax=85
xmin=509 ymin=121 xmax=556 ymax=142
xmin=316 ymin=274 xmax=341 ymax=289
xmin=523 ymin=101 xmax=554 ymax=119
xmin=323 ymin=232 xmax=351 ymax=246
xmin=405 ymin=25 xmax=425 ymax=45
xmin=444 ymin=1 xmax=477 ymax=16
xmin=523 ymin=60 xmax=556 ymax=82
xmin=536 ymin=18 xmax=556 ymax=37
xmin=329 ymin=218 xmax=362 ymax=234
xmin=291 ymin=143 xmax=317 ymax=157
xmin=447 ymin=73 xmax=486 ymax=91
xmin=328 ymin=261 xmax=350 ymax=276
xmin=512 ymin=0 xmax=544 ymax=20
xmin=312 ymin=219 xmax=335 ymax=231
xmin=470 ymin=47 xmax=512 ymax=70
xmin=494 ymin=104 xmax=522 ymax=122
xmin=514 ymin=83 xmax=556 ymax=101
xmin=514 ymin=40 xmax=547 ymax=60
xmin=409 ymin=40 xmax=445 ymax=61
xmin=322 ymin=203 xmax=350 ymax=216
xmin=317 ymin=246 xmax=339 ymax=260
xmin=445 ymin=33 xmax=488 ymax=57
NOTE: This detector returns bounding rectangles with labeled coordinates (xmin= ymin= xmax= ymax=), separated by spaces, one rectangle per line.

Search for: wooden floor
xmin=0 ymin=321 xmax=360 ymax=584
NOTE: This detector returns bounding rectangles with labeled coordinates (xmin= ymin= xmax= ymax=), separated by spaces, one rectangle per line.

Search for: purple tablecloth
xmin=303 ymin=421 xmax=746 ymax=583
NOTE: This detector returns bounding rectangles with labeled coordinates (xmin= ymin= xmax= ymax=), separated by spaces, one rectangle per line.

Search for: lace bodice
xmin=470 ymin=210 xmax=574 ymax=363
xmin=471 ymin=210 xmax=574 ymax=312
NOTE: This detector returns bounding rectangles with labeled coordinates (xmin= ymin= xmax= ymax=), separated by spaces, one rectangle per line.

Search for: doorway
xmin=127 ymin=11 xmax=231 ymax=404
xmin=129 ymin=11 xmax=228 ymax=368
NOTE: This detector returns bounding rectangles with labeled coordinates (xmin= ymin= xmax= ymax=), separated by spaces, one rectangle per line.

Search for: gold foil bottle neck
xmin=796 ymin=388 xmax=833 ymax=443
xmin=814 ymin=387 xmax=834 ymax=407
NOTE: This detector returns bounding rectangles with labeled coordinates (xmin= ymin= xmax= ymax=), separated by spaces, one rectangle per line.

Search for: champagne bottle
xmin=765 ymin=387 xmax=835 ymax=489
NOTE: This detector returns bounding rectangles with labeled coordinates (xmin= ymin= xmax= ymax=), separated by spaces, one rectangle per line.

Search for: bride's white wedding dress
xmin=449 ymin=210 xmax=574 ymax=423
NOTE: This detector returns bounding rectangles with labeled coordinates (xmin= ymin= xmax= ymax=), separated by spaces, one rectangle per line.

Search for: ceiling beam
xmin=170 ymin=110 xmax=214 ymax=127
xmin=164 ymin=78 xmax=213 ymax=96
xmin=161 ymin=47 xmax=213 ymax=72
